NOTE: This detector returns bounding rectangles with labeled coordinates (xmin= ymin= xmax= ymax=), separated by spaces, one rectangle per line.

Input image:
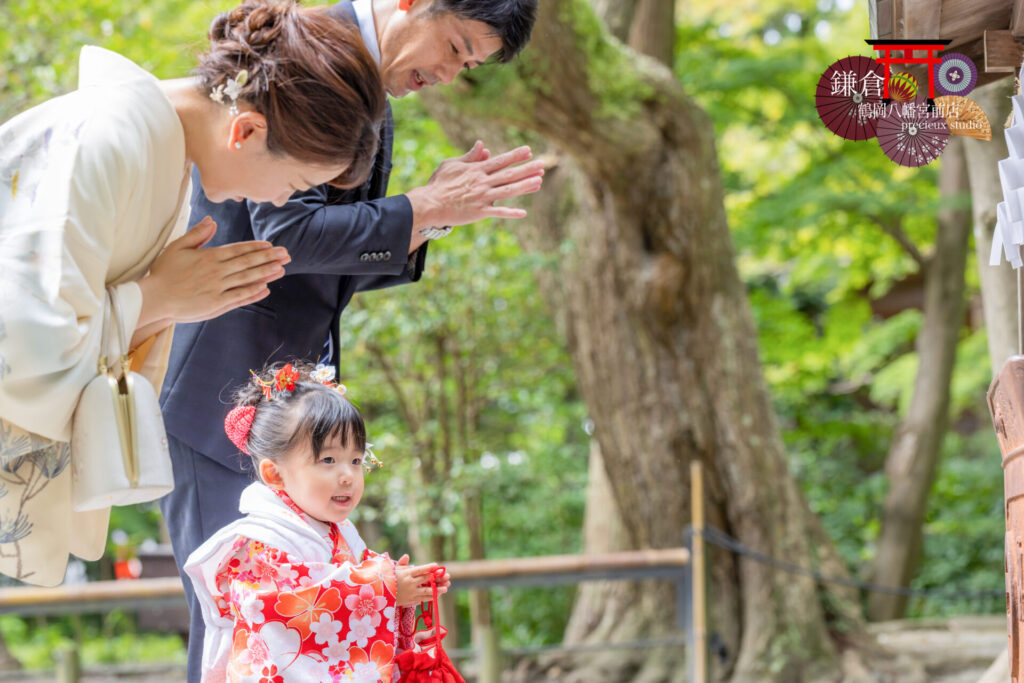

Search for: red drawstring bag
xmin=395 ymin=567 xmax=465 ymax=683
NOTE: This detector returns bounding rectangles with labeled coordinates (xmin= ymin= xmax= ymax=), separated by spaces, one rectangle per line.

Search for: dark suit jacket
xmin=160 ymin=0 xmax=425 ymax=464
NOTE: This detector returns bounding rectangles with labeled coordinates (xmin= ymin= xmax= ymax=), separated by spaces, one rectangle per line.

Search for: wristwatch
xmin=419 ymin=225 xmax=454 ymax=240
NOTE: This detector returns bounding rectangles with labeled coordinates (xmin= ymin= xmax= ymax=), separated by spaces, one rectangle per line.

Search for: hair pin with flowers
xmin=309 ymin=363 xmax=353 ymax=402
xmin=250 ymin=363 xmax=351 ymax=401
xmin=210 ymin=69 xmax=248 ymax=116
xmin=250 ymin=363 xmax=301 ymax=400
xmin=232 ymin=363 xmax=380 ymax=469
xmin=363 ymin=442 xmax=383 ymax=471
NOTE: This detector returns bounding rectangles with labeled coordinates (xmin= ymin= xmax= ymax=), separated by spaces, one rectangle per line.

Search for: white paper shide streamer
xmin=992 ymin=63 xmax=1024 ymax=269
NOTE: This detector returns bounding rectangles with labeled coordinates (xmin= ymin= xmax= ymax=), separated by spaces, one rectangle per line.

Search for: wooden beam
xmin=870 ymin=0 xmax=894 ymax=39
xmin=0 ymin=576 xmax=183 ymax=610
xmin=894 ymin=0 xmax=940 ymax=39
xmin=941 ymin=0 xmax=1012 ymax=46
xmin=985 ymin=29 xmax=1024 ymax=73
xmin=447 ymin=548 xmax=690 ymax=581
xmin=942 ymin=37 xmax=1016 ymax=88
xmin=1014 ymin=0 xmax=1024 ymax=38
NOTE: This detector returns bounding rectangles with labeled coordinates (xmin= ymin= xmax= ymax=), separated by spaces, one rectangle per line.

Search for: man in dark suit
xmin=158 ymin=0 xmax=540 ymax=678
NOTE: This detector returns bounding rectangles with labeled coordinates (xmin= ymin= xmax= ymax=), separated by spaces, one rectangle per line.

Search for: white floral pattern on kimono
xmin=0 ymin=46 xmax=191 ymax=586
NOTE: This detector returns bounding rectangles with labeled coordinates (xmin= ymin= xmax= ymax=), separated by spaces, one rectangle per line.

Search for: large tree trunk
xmin=422 ymin=1 xmax=878 ymax=678
xmin=547 ymin=3 xmax=705 ymax=680
xmin=867 ymin=139 xmax=972 ymax=621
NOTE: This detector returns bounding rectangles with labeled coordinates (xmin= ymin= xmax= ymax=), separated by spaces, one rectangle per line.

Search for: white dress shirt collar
xmin=352 ymin=0 xmax=382 ymax=66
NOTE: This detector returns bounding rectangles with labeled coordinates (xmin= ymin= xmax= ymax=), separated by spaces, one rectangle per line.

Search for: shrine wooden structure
xmin=869 ymin=0 xmax=1024 ymax=87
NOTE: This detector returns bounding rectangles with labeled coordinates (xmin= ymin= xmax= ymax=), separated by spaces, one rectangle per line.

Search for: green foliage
xmin=0 ymin=0 xmax=232 ymax=119
xmin=0 ymin=613 xmax=184 ymax=670
xmin=911 ymin=432 xmax=1004 ymax=616
xmin=686 ymin=0 xmax=1003 ymax=617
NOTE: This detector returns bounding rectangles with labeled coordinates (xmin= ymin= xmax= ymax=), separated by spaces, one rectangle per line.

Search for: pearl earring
xmin=234 ymin=142 xmax=242 ymax=150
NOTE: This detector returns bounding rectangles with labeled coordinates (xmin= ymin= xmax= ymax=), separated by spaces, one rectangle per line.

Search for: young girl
xmin=185 ymin=362 xmax=447 ymax=682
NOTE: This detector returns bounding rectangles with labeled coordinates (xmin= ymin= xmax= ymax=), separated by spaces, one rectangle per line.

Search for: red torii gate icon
xmin=865 ymin=39 xmax=952 ymax=100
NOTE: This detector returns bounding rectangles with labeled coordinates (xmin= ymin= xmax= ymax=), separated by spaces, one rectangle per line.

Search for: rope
xmin=448 ymin=635 xmax=689 ymax=660
xmin=693 ymin=525 xmax=1004 ymax=601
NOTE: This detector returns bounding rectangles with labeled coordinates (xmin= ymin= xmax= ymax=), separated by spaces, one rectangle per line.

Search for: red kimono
xmin=185 ymin=483 xmax=414 ymax=682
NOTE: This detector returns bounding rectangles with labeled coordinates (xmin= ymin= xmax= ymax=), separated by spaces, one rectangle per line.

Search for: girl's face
xmin=268 ymin=435 xmax=365 ymax=525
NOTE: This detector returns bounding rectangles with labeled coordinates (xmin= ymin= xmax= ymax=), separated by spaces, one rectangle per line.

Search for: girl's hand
xmin=396 ymin=562 xmax=448 ymax=607
xmin=137 ymin=216 xmax=290 ymax=326
xmin=431 ymin=569 xmax=451 ymax=592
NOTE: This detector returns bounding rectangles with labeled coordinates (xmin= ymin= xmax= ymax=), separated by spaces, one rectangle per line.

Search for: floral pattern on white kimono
xmin=0 ymin=46 xmax=191 ymax=585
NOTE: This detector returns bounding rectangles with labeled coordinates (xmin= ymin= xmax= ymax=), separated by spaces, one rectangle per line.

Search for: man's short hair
xmin=430 ymin=0 xmax=538 ymax=62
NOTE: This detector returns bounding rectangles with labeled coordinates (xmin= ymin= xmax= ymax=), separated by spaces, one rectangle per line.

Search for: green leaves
xmin=0 ymin=0 xmax=233 ymax=120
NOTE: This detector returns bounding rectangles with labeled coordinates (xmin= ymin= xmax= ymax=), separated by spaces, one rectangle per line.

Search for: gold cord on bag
xmin=118 ymin=352 xmax=139 ymax=488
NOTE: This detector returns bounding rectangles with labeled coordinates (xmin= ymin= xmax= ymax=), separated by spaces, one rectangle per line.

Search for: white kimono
xmin=0 ymin=46 xmax=192 ymax=585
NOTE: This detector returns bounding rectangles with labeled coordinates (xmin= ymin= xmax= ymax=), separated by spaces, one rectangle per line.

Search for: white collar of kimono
xmin=237 ymin=481 xmax=364 ymax=559
xmin=78 ymin=46 xmax=159 ymax=89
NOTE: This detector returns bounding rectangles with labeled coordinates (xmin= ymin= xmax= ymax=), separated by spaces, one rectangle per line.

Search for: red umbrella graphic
xmin=876 ymin=97 xmax=949 ymax=167
xmin=815 ymin=56 xmax=885 ymax=141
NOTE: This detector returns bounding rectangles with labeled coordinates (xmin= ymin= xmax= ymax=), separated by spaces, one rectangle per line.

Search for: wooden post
xmin=472 ymin=620 xmax=502 ymax=683
xmin=690 ymin=460 xmax=709 ymax=683
xmin=54 ymin=644 xmax=80 ymax=683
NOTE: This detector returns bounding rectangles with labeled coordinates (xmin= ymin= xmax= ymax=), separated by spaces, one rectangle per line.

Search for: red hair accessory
xmin=225 ymin=405 xmax=256 ymax=454
xmin=274 ymin=363 xmax=299 ymax=392
xmin=250 ymin=364 xmax=301 ymax=400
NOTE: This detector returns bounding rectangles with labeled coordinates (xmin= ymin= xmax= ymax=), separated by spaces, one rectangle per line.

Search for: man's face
xmin=377 ymin=4 xmax=504 ymax=97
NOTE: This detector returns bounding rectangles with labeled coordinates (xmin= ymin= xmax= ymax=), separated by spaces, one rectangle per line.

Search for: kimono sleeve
xmin=0 ymin=108 xmax=143 ymax=443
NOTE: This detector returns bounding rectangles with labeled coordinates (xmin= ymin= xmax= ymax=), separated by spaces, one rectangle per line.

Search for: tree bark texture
xmin=591 ymin=0 xmax=636 ymax=42
xmin=867 ymin=139 xmax=972 ymax=621
xmin=963 ymin=79 xmax=1018 ymax=371
xmin=626 ymin=0 xmax=675 ymax=67
xmin=421 ymin=1 xmax=872 ymax=678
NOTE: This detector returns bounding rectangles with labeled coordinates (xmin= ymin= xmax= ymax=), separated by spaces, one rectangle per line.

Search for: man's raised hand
xmin=405 ymin=141 xmax=545 ymax=233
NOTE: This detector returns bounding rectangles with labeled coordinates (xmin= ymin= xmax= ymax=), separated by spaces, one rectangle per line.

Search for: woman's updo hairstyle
xmin=197 ymin=0 xmax=385 ymax=187
xmin=233 ymin=361 xmax=366 ymax=472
